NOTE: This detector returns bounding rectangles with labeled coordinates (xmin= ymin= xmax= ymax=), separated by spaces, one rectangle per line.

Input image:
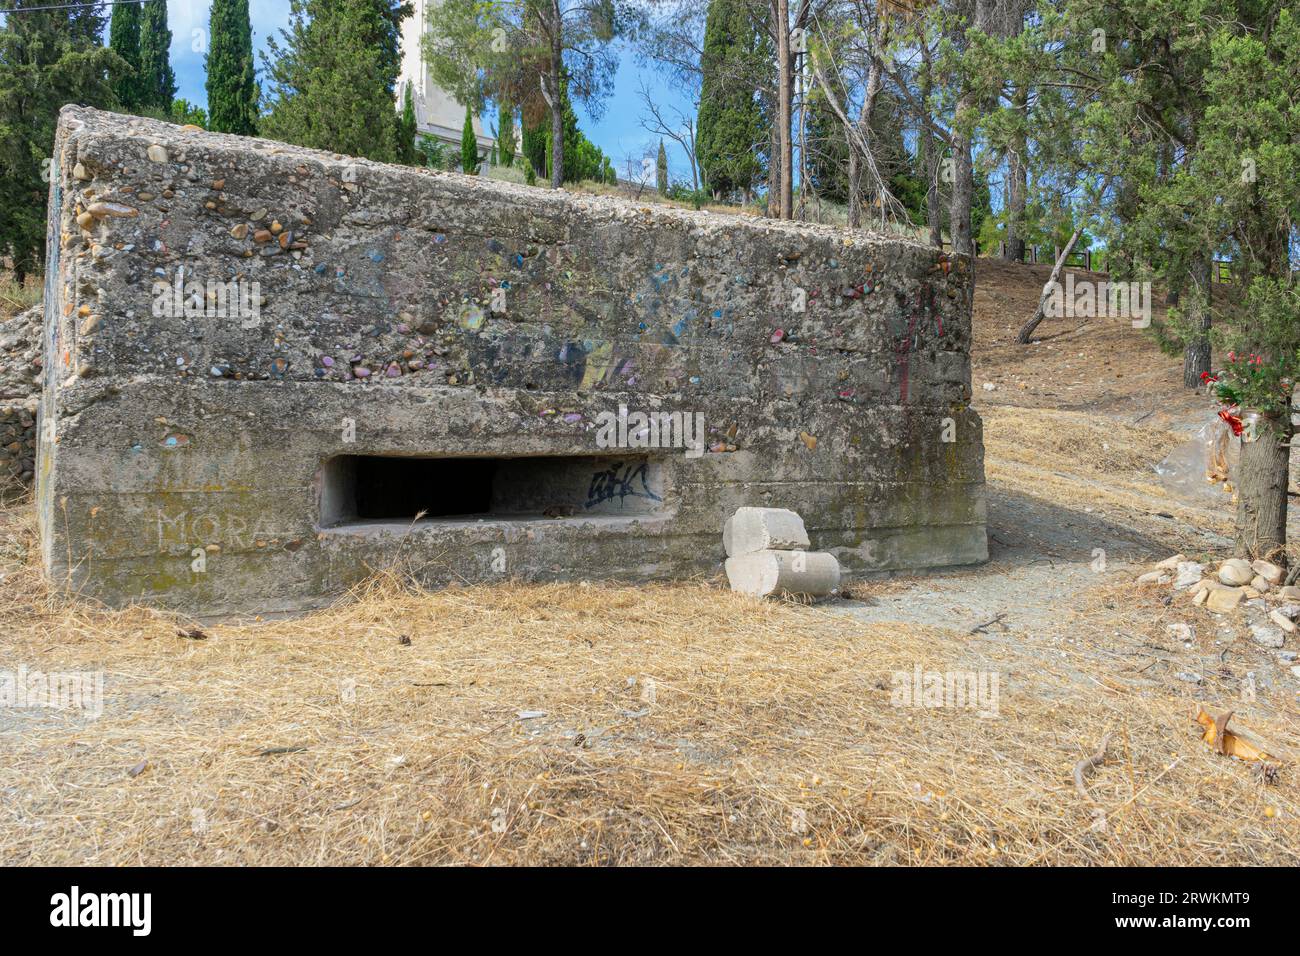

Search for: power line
xmin=0 ymin=0 xmax=150 ymax=16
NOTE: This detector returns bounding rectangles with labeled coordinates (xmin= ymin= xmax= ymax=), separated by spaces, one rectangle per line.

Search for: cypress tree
xmin=0 ymin=0 xmax=118 ymax=281
xmin=696 ymin=0 xmax=767 ymax=198
xmin=461 ymin=104 xmax=478 ymax=174
xmin=139 ymin=0 xmax=176 ymax=113
xmin=108 ymin=0 xmax=144 ymax=111
xmin=397 ymin=82 xmax=417 ymax=164
xmin=497 ymin=102 xmax=514 ymax=167
xmin=262 ymin=0 xmax=410 ymax=162
xmin=656 ymin=139 xmax=668 ymax=195
xmin=206 ymin=0 xmax=258 ymax=135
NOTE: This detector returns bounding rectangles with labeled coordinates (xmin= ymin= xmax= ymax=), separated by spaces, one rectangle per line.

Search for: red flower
xmin=1219 ymin=409 xmax=1244 ymax=436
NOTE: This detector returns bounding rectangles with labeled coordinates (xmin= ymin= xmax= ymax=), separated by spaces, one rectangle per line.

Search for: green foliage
xmin=497 ymin=103 xmax=515 ymax=167
xmin=422 ymin=0 xmax=635 ymax=187
xmin=461 ymin=103 xmax=479 ymax=174
xmin=415 ymin=135 xmax=449 ymax=170
xmin=108 ymin=0 xmax=144 ymax=111
xmin=656 ymin=139 xmax=668 ymax=195
xmin=138 ymin=0 xmax=175 ymax=113
xmin=261 ymin=0 xmax=411 ymax=163
xmin=169 ymin=99 xmax=208 ymax=129
xmin=397 ymin=82 xmax=418 ymax=164
xmin=0 ymin=1 xmax=119 ymax=280
xmin=696 ymin=0 xmax=767 ymax=197
xmin=206 ymin=0 xmax=258 ymax=135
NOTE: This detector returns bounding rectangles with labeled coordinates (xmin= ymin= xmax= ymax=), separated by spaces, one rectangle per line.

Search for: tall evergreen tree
xmin=656 ymin=139 xmax=668 ymax=194
xmin=696 ymin=0 xmax=766 ymax=199
xmin=497 ymin=102 xmax=515 ymax=167
xmin=138 ymin=0 xmax=176 ymax=113
xmin=461 ymin=103 xmax=478 ymax=173
xmin=206 ymin=0 xmax=259 ymax=135
xmin=108 ymin=0 xmax=144 ymax=111
xmin=262 ymin=0 xmax=410 ymax=162
xmin=397 ymin=82 xmax=418 ymax=164
xmin=0 ymin=0 xmax=119 ymax=281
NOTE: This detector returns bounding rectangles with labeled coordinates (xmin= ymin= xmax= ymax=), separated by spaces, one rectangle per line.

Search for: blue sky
xmin=163 ymin=0 xmax=696 ymax=180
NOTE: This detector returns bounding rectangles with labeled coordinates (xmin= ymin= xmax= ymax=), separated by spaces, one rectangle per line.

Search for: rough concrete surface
xmin=38 ymin=107 xmax=986 ymax=614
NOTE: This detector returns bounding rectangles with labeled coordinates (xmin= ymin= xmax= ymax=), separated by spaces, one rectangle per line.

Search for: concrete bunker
xmin=38 ymin=107 xmax=986 ymax=615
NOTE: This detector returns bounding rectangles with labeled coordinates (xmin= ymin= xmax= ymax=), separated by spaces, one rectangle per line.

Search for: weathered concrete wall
xmin=0 ymin=304 xmax=41 ymax=496
xmin=40 ymin=107 xmax=986 ymax=615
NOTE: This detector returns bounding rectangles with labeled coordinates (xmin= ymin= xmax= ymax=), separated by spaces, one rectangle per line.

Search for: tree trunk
xmin=548 ymin=9 xmax=564 ymax=189
xmin=1235 ymin=413 xmax=1292 ymax=563
xmin=775 ymin=0 xmax=793 ymax=219
xmin=1182 ymin=255 xmax=1212 ymax=387
xmin=919 ymin=42 xmax=941 ymax=247
xmin=847 ymin=148 xmax=860 ymax=229
xmin=1016 ymin=226 xmax=1083 ymax=343
xmin=767 ymin=93 xmax=781 ymax=217
xmin=1004 ymin=86 xmax=1027 ymax=262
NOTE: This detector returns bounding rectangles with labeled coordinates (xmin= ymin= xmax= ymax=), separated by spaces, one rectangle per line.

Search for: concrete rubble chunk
xmin=38 ymin=107 xmax=986 ymax=615
xmin=725 ymin=550 xmax=841 ymax=599
xmin=723 ymin=507 xmax=811 ymax=557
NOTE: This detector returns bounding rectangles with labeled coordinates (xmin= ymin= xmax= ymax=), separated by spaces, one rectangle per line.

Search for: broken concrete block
xmin=723 ymin=507 xmax=811 ymax=557
xmin=725 ymin=550 xmax=841 ymax=598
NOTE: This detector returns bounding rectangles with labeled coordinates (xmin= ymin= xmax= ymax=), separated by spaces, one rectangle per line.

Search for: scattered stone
xmin=1136 ymin=571 xmax=1170 ymax=585
xmin=1192 ymin=588 xmax=1210 ymax=606
xmin=1268 ymin=609 xmax=1297 ymax=634
xmin=1273 ymin=604 xmax=1300 ymax=621
xmin=1167 ymin=622 xmax=1195 ymax=642
xmin=1251 ymin=559 xmax=1285 ymax=586
xmin=1250 ymin=624 xmax=1285 ymax=649
xmin=1155 ymin=554 xmax=1187 ymax=570
xmin=1218 ymin=558 xmax=1254 ymax=586
xmin=1278 ymin=586 xmax=1300 ymax=601
xmin=146 ymin=144 xmax=169 ymax=163
xmin=1172 ymin=562 xmax=1204 ymax=589
xmin=1206 ymin=588 xmax=1245 ymax=613
xmin=230 ymin=223 xmax=249 ymax=240
xmin=1250 ymin=575 xmax=1271 ymax=593
xmin=1242 ymin=586 xmax=1263 ymax=600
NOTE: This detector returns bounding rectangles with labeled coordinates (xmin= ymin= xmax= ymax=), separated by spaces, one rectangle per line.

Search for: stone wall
xmin=39 ymin=107 xmax=986 ymax=615
xmin=0 ymin=304 xmax=41 ymax=496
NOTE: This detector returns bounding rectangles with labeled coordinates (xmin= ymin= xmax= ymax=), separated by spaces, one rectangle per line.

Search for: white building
xmin=398 ymin=0 xmax=496 ymax=156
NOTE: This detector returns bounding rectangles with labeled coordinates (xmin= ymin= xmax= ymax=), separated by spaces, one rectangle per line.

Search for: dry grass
xmin=1 ymin=493 xmax=1296 ymax=866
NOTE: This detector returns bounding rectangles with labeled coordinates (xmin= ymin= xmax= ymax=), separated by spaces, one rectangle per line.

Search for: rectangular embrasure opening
xmin=319 ymin=454 xmax=665 ymax=527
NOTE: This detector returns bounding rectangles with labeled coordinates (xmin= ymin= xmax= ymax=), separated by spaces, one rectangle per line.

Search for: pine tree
xmin=696 ymin=0 xmax=767 ymax=199
xmin=461 ymin=104 xmax=478 ymax=174
xmin=397 ymin=82 xmax=418 ymax=164
xmin=206 ymin=0 xmax=258 ymax=135
xmin=138 ymin=0 xmax=176 ymax=113
xmin=108 ymin=0 xmax=144 ymax=111
xmin=497 ymin=102 xmax=514 ymax=167
xmin=262 ymin=0 xmax=410 ymax=162
xmin=656 ymin=139 xmax=668 ymax=195
xmin=0 ymin=0 xmax=118 ymax=281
